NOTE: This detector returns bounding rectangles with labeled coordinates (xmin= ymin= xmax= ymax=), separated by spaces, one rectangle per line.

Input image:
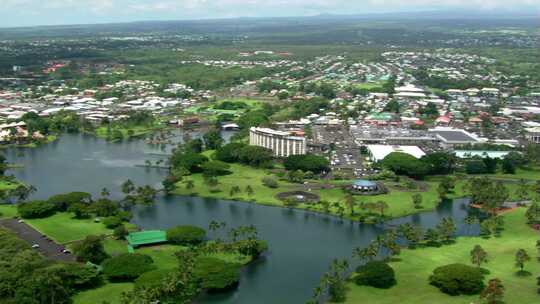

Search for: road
xmin=0 ymin=218 xmax=76 ymax=262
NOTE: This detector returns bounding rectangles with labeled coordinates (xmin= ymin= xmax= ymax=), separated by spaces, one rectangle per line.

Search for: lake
xmin=5 ymin=133 xmax=477 ymax=304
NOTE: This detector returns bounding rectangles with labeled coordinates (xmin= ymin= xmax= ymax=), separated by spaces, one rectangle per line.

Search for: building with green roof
xmin=126 ymin=230 xmax=167 ymax=252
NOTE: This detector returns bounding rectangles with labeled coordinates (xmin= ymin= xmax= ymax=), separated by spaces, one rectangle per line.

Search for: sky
xmin=1 ymin=0 xmax=539 ymax=27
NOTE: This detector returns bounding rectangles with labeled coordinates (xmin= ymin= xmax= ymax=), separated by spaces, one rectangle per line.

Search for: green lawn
xmin=345 ymin=209 xmax=540 ymax=304
xmin=318 ymin=181 xmax=442 ymax=219
xmin=26 ymin=212 xmax=112 ymax=244
xmin=175 ymin=165 xmax=445 ymax=220
xmin=0 ymin=204 xmax=17 ymax=219
xmin=73 ymin=282 xmax=133 ymax=304
xmin=0 ymin=179 xmax=21 ymax=191
xmin=174 ymin=162 xmax=298 ymax=206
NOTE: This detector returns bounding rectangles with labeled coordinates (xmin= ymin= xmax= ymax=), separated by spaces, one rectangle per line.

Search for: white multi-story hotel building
xmin=249 ymin=127 xmax=306 ymax=157
xmin=525 ymin=127 xmax=540 ymax=144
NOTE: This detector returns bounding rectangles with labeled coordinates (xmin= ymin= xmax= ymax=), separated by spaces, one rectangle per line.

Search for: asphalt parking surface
xmin=0 ymin=218 xmax=76 ymax=262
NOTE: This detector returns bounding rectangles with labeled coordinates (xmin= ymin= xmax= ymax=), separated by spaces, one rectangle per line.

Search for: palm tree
xmin=245 ymin=185 xmax=254 ymax=196
xmin=121 ymin=179 xmax=135 ymax=195
xmin=375 ymin=200 xmax=389 ymax=217
xmin=101 ymin=187 xmax=110 ymax=198
xmin=344 ymin=194 xmax=355 ymax=216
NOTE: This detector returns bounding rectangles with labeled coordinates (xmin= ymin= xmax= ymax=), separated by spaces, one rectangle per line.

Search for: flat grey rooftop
xmin=432 ymin=130 xmax=476 ymax=142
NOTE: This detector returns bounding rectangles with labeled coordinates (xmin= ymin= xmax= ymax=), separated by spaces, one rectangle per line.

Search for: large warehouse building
xmin=249 ymin=127 xmax=306 ymax=157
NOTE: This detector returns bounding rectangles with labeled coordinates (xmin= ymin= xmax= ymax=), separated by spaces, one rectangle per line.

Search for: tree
xmin=121 ymin=179 xmax=135 ymax=196
xmin=202 ymin=129 xmax=223 ymax=150
xmin=283 ymin=154 xmax=330 ymax=174
xmin=170 ymin=151 xmax=208 ymax=173
xmin=515 ymin=249 xmax=530 ymax=272
xmin=480 ymin=278 xmax=505 ymax=304
xmin=375 ymin=200 xmax=389 ymax=217
xmin=429 ymin=263 xmax=485 ymax=295
xmin=238 ymin=146 xmax=274 ymax=168
xmin=514 ymin=179 xmax=530 ymax=202
xmin=193 ymin=257 xmax=241 ymax=291
xmin=501 ymin=157 xmax=516 ymax=174
xmin=470 ymin=245 xmax=488 ymax=268
xmin=214 ymin=142 xmax=247 ymax=163
xmin=424 ymin=228 xmax=440 ymax=246
xmin=201 ymin=160 xmax=231 ymax=177
xmin=437 ymin=217 xmax=456 ymax=243
xmin=412 ymin=193 xmax=423 ymax=209
xmin=383 ymin=99 xmax=400 ymax=113
xmin=101 ymin=187 xmax=110 ymax=198
xmin=167 ymin=226 xmax=206 ymax=245
xmin=114 ymin=225 xmax=129 ymax=240
xmin=381 ymin=152 xmax=429 ymax=179
xmin=261 ymin=177 xmax=278 ymax=188
xmin=73 ymin=235 xmax=109 ymax=264
xmin=354 ymin=261 xmax=396 ymax=289
xmin=17 ymin=201 xmax=56 ymax=219
xmin=102 ymin=253 xmax=155 ymax=282
xmin=245 ymin=185 xmax=254 ymax=196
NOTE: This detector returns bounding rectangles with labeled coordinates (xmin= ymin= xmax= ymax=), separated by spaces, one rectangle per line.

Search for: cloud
xmin=1 ymin=0 xmax=539 ymax=27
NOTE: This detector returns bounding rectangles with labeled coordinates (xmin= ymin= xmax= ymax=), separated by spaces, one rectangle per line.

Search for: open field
xmin=73 ymin=282 xmax=133 ymax=304
xmin=26 ymin=212 xmax=113 ymax=244
xmin=174 ymin=162 xmax=298 ymax=206
xmin=0 ymin=204 xmax=17 ymax=219
xmin=345 ymin=208 xmax=540 ymax=304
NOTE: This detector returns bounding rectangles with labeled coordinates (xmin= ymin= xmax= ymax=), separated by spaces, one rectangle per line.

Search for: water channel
xmin=5 ymin=133 xmax=478 ymax=304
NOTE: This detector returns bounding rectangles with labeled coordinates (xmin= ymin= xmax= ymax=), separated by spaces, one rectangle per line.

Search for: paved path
xmin=0 ymin=219 xmax=76 ymax=262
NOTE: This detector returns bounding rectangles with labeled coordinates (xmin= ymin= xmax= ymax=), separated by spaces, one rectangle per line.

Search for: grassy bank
xmin=174 ymin=160 xmax=538 ymax=221
xmin=345 ymin=208 xmax=540 ymax=304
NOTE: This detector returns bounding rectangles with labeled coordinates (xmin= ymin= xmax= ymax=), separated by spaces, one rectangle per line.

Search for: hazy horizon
xmin=1 ymin=0 xmax=540 ymax=28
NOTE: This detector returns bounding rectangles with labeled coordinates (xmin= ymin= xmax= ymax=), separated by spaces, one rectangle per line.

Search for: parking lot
xmin=0 ymin=219 xmax=76 ymax=262
xmin=312 ymin=125 xmax=370 ymax=177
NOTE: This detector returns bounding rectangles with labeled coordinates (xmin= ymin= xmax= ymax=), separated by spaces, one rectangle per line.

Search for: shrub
xmin=102 ymin=253 xmax=155 ymax=282
xmin=134 ymin=269 xmax=174 ymax=289
xmin=18 ymin=201 xmax=56 ymax=219
xmin=215 ymin=142 xmax=247 ymax=163
xmin=113 ymin=225 xmax=128 ymax=240
xmin=354 ymin=261 xmax=396 ymax=289
xmin=73 ymin=235 xmax=109 ymax=264
xmin=235 ymin=239 xmax=268 ymax=259
xmin=103 ymin=216 xmax=123 ymax=229
xmin=261 ymin=177 xmax=278 ymax=188
xmin=201 ymin=160 xmax=231 ymax=177
xmin=47 ymin=192 xmax=92 ymax=211
xmin=166 ymin=225 xmax=206 ymax=245
xmin=193 ymin=257 xmax=241 ymax=291
xmin=429 ymin=263 xmax=485 ymax=295
xmin=283 ymin=154 xmax=330 ymax=174
xmin=44 ymin=263 xmax=101 ymax=290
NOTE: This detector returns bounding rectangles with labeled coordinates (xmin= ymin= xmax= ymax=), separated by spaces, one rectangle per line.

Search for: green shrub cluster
xmin=354 ymin=261 xmax=396 ymax=289
xmin=429 ymin=263 xmax=485 ymax=295
xmin=166 ymin=225 xmax=207 ymax=245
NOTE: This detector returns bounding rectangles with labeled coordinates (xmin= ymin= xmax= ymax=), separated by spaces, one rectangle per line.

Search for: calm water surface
xmin=5 ymin=133 xmax=477 ymax=304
